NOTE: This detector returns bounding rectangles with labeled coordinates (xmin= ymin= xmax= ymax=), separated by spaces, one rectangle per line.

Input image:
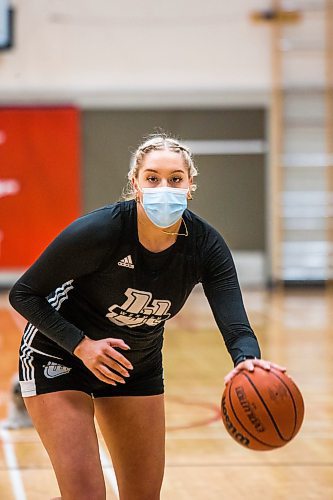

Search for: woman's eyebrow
xmin=142 ymin=169 xmax=185 ymax=174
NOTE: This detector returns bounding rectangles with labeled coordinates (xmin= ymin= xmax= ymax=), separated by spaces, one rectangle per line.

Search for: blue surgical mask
xmin=140 ymin=186 xmax=189 ymax=228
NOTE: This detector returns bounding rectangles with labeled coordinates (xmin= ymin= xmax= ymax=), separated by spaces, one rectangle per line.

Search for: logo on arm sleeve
xmin=106 ymin=288 xmax=171 ymax=328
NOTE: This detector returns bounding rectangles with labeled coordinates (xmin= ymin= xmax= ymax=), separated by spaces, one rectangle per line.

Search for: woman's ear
xmin=132 ymin=178 xmax=140 ymax=193
xmin=132 ymin=178 xmax=141 ymax=202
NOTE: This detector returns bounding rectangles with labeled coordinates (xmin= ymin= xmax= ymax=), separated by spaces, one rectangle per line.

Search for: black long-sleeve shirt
xmin=9 ymin=200 xmax=260 ymax=366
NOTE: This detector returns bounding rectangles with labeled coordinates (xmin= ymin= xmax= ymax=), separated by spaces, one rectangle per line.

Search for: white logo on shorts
xmin=43 ymin=361 xmax=72 ymax=379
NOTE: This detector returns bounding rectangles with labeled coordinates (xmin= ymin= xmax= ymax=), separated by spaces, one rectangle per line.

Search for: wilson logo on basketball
xmin=221 ymin=368 xmax=304 ymax=450
xmin=221 ymin=395 xmax=250 ymax=447
xmin=235 ymin=386 xmax=266 ymax=432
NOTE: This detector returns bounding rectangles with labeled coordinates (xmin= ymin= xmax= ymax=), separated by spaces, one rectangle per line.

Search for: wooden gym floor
xmin=0 ymin=285 xmax=332 ymax=499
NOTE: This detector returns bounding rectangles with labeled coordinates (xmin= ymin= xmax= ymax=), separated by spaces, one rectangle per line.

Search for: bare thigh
xmin=94 ymin=394 xmax=165 ymax=500
xmin=24 ymin=391 xmax=106 ymax=500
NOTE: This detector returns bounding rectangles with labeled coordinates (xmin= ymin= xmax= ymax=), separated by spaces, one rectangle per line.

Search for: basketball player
xmin=9 ymin=135 xmax=285 ymax=500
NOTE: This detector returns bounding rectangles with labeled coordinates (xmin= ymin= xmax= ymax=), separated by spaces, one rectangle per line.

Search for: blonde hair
xmin=123 ymin=134 xmax=198 ymax=200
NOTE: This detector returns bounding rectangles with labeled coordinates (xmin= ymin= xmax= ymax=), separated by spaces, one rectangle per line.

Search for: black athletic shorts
xmin=18 ymin=330 xmax=164 ymax=398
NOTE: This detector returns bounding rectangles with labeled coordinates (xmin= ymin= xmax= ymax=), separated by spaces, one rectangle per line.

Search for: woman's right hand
xmin=73 ymin=336 xmax=133 ymax=385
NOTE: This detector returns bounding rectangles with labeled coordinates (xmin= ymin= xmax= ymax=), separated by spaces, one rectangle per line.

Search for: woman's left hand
xmin=224 ymin=358 xmax=286 ymax=385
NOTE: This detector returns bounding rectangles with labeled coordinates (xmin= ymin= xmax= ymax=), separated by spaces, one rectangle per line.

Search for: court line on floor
xmin=166 ymin=431 xmax=333 ymax=439
xmin=165 ymin=395 xmax=222 ymax=431
xmin=0 ymin=428 xmax=27 ymax=500
xmin=1 ymin=461 xmax=333 ymax=472
xmin=1 ymin=431 xmax=332 ymax=443
xmin=164 ymin=462 xmax=333 ymax=467
xmin=99 ymin=443 xmax=119 ymax=499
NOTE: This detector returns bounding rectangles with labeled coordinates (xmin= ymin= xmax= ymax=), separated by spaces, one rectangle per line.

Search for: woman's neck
xmin=136 ymin=202 xmax=181 ymax=253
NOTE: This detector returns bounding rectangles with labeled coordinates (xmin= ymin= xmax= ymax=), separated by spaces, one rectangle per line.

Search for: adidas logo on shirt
xmin=118 ymin=255 xmax=134 ymax=269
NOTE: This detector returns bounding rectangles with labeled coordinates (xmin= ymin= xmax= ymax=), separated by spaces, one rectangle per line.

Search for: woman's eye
xmin=147 ymin=176 xmax=158 ymax=183
xmin=170 ymin=177 xmax=183 ymax=183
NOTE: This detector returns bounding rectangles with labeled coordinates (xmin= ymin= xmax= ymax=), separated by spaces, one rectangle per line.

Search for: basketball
xmin=221 ymin=367 xmax=304 ymax=451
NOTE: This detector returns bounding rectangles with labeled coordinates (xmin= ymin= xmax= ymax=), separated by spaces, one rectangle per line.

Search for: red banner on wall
xmin=0 ymin=107 xmax=81 ymax=271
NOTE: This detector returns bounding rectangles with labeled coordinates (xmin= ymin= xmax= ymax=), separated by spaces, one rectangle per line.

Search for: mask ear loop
xmin=162 ymin=188 xmax=190 ymax=236
xmin=161 ymin=218 xmax=188 ymax=237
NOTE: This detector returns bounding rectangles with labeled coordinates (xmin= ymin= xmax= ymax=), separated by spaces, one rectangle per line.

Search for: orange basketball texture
xmin=221 ymin=367 xmax=304 ymax=450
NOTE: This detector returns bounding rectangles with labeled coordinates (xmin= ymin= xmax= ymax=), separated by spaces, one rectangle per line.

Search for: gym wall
xmin=82 ymin=108 xmax=266 ymax=285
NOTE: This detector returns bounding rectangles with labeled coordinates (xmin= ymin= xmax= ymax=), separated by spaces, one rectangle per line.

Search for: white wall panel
xmin=0 ymin=0 xmax=272 ymax=106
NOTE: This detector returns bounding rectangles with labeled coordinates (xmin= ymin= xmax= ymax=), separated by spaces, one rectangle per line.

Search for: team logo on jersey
xmin=118 ymin=255 xmax=134 ymax=269
xmin=43 ymin=361 xmax=72 ymax=379
xmin=106 ymin=288 xmax=171 ymax=328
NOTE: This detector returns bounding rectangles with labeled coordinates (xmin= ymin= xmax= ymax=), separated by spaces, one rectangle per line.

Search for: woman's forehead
xmin=141 ymin=149 xmax=186 ymax=171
